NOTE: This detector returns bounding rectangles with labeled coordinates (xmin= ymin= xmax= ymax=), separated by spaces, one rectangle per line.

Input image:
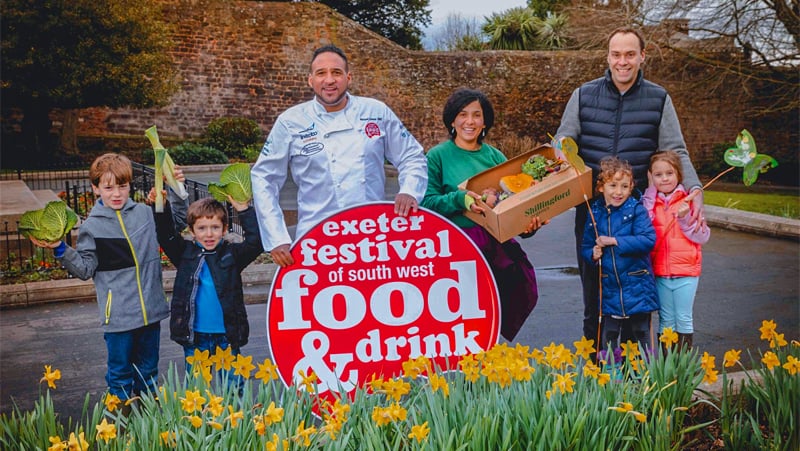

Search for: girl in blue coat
xmin=581 ymin=157 xmax=658 ymax=355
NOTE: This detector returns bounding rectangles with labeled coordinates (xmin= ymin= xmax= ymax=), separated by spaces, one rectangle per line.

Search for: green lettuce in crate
xmin=19 ymin=201 xmax=79 ymax=242
xmin=208 ymin=163 xmax=252 ymax=203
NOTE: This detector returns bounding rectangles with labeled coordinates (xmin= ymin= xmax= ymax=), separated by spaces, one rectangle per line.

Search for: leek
xmin=145 ymin=125 xmax=187 ymax=212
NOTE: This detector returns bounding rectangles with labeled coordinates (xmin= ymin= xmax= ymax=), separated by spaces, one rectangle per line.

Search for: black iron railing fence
xmin=1 ymin=162 xmax=241 ymax=282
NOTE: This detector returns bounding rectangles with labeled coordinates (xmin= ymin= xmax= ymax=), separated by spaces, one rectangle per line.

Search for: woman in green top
xmin=421 ymin=88 xmax=543 ymax=341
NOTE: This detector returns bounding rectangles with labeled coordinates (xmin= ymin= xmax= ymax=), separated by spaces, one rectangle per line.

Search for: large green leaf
xmin=207 ymin=163 xmax=252 ymax=203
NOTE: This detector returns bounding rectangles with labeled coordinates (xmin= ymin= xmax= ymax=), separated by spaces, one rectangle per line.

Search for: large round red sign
xmin=267 ymin=202 xmax=500 ymax=401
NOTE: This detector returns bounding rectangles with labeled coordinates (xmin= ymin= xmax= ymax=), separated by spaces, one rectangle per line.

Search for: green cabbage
xmin=145 ymin=125 xmax=187 ymax=212
xmin=19 ymin=201 xmax=79 ymax=242
xmin=208 ymin=163 xmax=252 ymax=203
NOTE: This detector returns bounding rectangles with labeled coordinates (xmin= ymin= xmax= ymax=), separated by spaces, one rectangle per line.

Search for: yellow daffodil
xmin=759 ymin=319 xmax=777 ymax=341
xmin=770 ymin=332 xmax=788 ymax=348
xmin=630 ymin=411 xmax=647 ymax=423
xmin=703 ymin=368 xmax=719 ymax=385
xmin=67 ymin=432 xmax=89 ymax=450
xmin=388 ymin=402 xmax=407 ymax=421
xmin=782 ymin=355 xmax=800 ymax=375
xmin=212 ymin=345 xmax=235 ymax=372
xmin=186 ymin=348 xmax=210 ymax=368
xmin=226 ymin=405 xmax=244 ymax=428
xmin=204 ymin=390 xmax=225 ymax=418
xmin=160 ymin=430 xmax=177 ymax=448
xmin=628 ymin=358 xmax=644 ymax=373
xmin=620 ymin=341 xmax=641 ymax=360
xmin=408 ymin=421 xmax=430 ymax=442
xmin=545 ymin=390 xmax=552 ymax=400
xmin=180 ymin=389 xmax=206 ymax=413
xmin=608 ymin=401 xmax=634 ymax=413
xmin=328 ymin=398 xmax=350 ymax=417
xmin=266 ymin=433 xmax=289 ymax=451
xmin=103 ymin=393 xmax=121 ymax=412
xmin=597 ymin=372 xmax=611 ymax=386
xmin=253 ymin=416 xmax=267 ymax=436
xmin=552 ymin=372 xmax=576 ymax=394
xmin=40 ymin=365 xmax=61 ymax=389
xmin=659 ymin=328 xmax=678 ymax=347
xmin=48 ymin=436 xmax=66 ymax=451
xmin=368 ymin=374 xmax=385 ymax=392
xmin=371 ymin=406 xmax=393 ymax=426
xmin=95 ymin=418 xmax=117 ymax=443
xmin=723 ymin=349 xmax=741 ymax=368
xmin=184 ymin=415 xmax=203 ymax=428
xmin=255 ymin=358 xmax=279 ymax=383
xmin=207 ymin=421 xmax=224 ymax=430
xmin=402 ymin=358 xmax=425 ymax=379
xmin=700 ymin=352 xmax=716 ymax=372
xmin=232 ymin=354 xmax=255 ymax=379
xmin=429 ymin=373 xmax=450 ymax=397
xmin=193 ymin=363 xmax=213 ymax=384
xmin=382 ymin=377 xmax=411 ymax=401
xmin=762 ymin=351 xmax=780 ymax=370
xmin=573 ymin=336 xmax=596 ymax=361
xmin=264 ymin=401 xmax=285 ymax=425
xmin=530 ymin=348 xmax=545 ymax=364
xmin=292 ymin=421 xmax=317 ymax=447
xmin=297 ymin=369 xmax=317 ymax=392
xmin=583 ymin=362 xmax=600 ymax=378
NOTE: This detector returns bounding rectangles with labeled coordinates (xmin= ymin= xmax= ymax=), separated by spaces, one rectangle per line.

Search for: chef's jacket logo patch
xmin=364 ymin=122 xmax=381 ymax=138
xmin=300 ymin=142 xmax=325 ymax=156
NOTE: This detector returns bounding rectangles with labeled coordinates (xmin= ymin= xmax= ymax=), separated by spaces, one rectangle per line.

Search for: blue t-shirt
xmin=194 ymin=260 xmax=225 ymax=333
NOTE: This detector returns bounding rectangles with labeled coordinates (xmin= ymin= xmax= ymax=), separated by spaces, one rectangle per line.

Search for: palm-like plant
xmin=483 ymin=7 xmax=543 ymax=50
xmin=537 ymin=12 xmax=570 ymax=49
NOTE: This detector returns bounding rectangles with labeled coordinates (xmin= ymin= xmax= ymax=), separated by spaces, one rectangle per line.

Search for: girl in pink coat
xmin=642 ymin=151 xmax=711 ymax=349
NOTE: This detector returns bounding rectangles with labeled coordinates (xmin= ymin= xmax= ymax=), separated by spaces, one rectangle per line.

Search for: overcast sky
xmin=428 ymin=0 xmax=527 ymax=23
xmin=423 ymin=0 xmax=528 ymax=49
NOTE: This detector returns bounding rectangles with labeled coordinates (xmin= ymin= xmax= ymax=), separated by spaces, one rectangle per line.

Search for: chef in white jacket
xmin=251 ymin=44 xmax=428 ymax=267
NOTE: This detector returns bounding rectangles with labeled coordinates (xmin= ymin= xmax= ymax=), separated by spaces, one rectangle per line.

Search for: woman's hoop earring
xmin=451 ymin=127 xmax=455 ymax=136
xmin=481 ymin=130 xmax=486 ymax=138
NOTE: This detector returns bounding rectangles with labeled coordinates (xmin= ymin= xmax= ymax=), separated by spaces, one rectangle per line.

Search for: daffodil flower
xmin=759 ymin=319 xmax=777 ymax=341
xmin=95 ymin=418 xmax=117 ymax=443
xmin=204 ymin=390 xmax=225 ymax=418
xmin=264 ymin=401 xmax=285 ymax=425
xmin=160 ymin=430 xmax=177 ymax=447
xmin=67 ymin=432 xmax=89 ymax=450
xmin=255 ymin=358 xmax=279 ymax=383
xmin=723 ymin=349 xmax=741 ymax=368
xmin=226 ymin=405 xmax=244 ymax=428
xmin=212 ymin=345 xmax=235 ymax=372
xmin=40 ymin=365 xmax=61 ymax=389
xmin=573 ymin=336 xmax=596 ymax=360
xmin=659 ymin=328 xmax=679 ymax=347
xmin=408 ymin=421 xmax=430 ymax=442
xmin=429 ymin=373 xmax=450 ymax=397
xmin=782 ymin=355 xmax=800 ymax=375
xmin=48 ymin=436 xmax=66 ymax=451
xmin=770 ymin=332 xmax=788 ymax=348
xmin=703 ymin=367 xmax=719 ymax=385
xmin=103 ymin=393 xmax=121 ymax=412
xmin=184 ymin=415 xmax=203 ymax=428
xmin=297 ymin=369 xmax=318 ymax=392
xmin=762 ymin=351 xmax=780 ymax=370
xmin=292 ymin=421 xmax=317 ymax=446
xmin=232 ymin=354 xmax=255 ymax=379
xmin=180 ymin=389 xmax=206 ymax=413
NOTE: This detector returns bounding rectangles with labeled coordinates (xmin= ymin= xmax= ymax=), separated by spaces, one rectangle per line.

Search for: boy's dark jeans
xmin=104 ymin=322 xmax=161 ymax=400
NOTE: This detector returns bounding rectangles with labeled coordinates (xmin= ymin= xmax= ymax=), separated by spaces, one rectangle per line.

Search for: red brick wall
xmin=60 ymin=0 xmax=797 ymax=170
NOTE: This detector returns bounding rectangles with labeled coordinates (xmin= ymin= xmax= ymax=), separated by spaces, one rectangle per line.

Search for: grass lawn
xmin=704 ymin=189 xmax=800 ymax=219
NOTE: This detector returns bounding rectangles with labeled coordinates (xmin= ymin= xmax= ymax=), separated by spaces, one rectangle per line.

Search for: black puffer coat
xmin=156 ymin=204 xmax=262 ymax=348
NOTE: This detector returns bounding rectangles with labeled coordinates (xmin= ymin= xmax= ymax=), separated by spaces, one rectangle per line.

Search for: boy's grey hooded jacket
xmin=58 ymin=199 xmax=169 ymax=332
